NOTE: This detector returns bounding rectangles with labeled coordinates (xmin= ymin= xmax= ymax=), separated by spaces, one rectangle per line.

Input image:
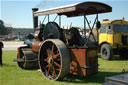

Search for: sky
xmin=0 ymin=0 xmax=128 ymax=28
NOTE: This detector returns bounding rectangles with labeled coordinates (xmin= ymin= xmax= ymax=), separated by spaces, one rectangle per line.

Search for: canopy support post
xmin=42 ymin=15 xmax=47 ymax=24
xmin=59 ymin=15 xmax=61 ymax=27
xmin=96 ymin=13 xmax=99 ymax=45
xmin=85 ymin=15 xmax=98 ymax=45
xmin=53 ymin=15 xmax=58 ymax=22
xmin=84 ymin=14 xmax=86 ymax=40
xmin=48 ymin=15 xmax=49 ymax=22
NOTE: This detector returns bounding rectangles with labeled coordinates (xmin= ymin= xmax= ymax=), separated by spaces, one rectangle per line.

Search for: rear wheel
xmin=100 ymin=44 xmax=113 ymax=60
xmin=39 ymin=39 xmax=70 ymax=80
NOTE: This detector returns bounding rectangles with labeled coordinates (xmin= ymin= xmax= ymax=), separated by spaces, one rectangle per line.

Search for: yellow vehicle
xmin=99 ymin=19 xmax=128 ymax=60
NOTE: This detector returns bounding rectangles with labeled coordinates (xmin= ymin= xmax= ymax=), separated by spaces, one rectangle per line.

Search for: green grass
xmin=0 ymin=51 xmax=128 ymax=85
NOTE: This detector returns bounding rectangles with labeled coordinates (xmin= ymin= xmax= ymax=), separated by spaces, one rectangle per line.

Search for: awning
xmin=34 ymin=1 xmax=112 ymax=17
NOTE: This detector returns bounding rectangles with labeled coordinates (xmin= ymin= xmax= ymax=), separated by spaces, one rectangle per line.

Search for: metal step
xmin=102 ymin=82 xmax=116 ymax=85
xmin=103 ymin=73 xmax=128 ymax=85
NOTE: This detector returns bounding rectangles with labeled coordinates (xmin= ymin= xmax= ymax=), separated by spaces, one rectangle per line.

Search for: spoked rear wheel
xmin=39 ymin=39 xmax=70 ymax=80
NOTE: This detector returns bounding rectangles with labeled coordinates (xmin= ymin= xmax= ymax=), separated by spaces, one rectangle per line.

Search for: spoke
xmin=52 ymin=67 xmax=57 ymax=77
xmin=54 ymin=53 xmax=60 ymax=59
xmin=44 ymin=59 xmax=47 ymax=61
xmin=57 ymin=59 xmax=61 ymax=61
xmin=56 ymin=69 xmax=61 ymax=71
xmin=57 ymin=50 xmax=59 ymax=54
xmin=46 ymin=64 xmax=49 ymax=68
xmin=51 ymin=45 xmax=54 ymax=57
xmin=44 ymin=57 xmax=49 ymax=63
xmin=54 ymin=62 xmax=61 ymax=68
xmin=46 ymin=49 xmax=50 ymax=58
xmin=22 ymin=56 xmax=25 ymax=60
xmin=47 ymin=64 xmax=51 ymax=74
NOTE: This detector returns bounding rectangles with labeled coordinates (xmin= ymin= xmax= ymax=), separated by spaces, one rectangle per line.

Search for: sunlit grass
xmin=0 ymin=51 xmax=128 ymax=85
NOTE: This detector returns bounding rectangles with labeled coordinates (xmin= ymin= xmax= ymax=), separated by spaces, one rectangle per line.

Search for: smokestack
xmin=32 ymin=8 xmax=38 ymax=31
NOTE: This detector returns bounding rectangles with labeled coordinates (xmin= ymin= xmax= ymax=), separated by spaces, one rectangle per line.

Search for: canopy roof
xmin=34 ymin=1 xmax=112 ymax=17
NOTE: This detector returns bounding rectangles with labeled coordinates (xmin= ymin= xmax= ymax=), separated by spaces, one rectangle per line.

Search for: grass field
xmin=0 ymin=51 xmax=128 ymax=85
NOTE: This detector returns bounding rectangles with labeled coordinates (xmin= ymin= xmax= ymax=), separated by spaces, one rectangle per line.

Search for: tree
xmin=0 ymin=20 xmax=4 ymax=25
xmin=0 ymin=20 xmax=8 ymax=35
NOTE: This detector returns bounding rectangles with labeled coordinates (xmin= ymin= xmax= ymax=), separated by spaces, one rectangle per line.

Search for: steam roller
xmin=15 ymin=1 xmax=112 ymax=81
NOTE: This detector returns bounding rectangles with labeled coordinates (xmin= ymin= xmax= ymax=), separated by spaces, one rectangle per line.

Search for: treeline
xmin=0 ymin=20 xmax=12 ymax=35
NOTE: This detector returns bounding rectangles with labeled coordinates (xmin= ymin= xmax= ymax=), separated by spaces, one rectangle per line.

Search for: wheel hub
xmin=103 ymin=48 xmax=107 ymax=56
xmin=48 ymin=57 xmax=53 ymax=63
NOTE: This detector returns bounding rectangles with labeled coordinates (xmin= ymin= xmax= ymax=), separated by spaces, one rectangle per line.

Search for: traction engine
xmin=15 ymin=2 xmax=112 ymax=80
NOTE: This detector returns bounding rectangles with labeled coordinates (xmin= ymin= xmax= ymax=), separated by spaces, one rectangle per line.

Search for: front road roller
xmin=16 ymin=46 xmax=39 ymax=69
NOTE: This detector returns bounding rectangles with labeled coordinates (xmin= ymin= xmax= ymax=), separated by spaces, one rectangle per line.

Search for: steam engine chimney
xmin=32 ymin=8 xmax=38 ymax=31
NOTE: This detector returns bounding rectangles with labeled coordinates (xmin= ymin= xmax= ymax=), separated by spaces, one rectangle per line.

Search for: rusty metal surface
xmin=32 ymin=40 xmax=40 ymax=53
xmin=86 ymin=48 xmax=98 ymax=75
xmin=39 ymin=39 xmax=70 ymax=80
xmin=70 ymin=49 xmax=87 ymax=76
xmin=69 ymin=48 xmax=98 ymax=76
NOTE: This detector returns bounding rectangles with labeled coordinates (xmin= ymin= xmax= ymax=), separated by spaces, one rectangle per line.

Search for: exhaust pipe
xmin=32 ymin=8 xmax=38 ymax=31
